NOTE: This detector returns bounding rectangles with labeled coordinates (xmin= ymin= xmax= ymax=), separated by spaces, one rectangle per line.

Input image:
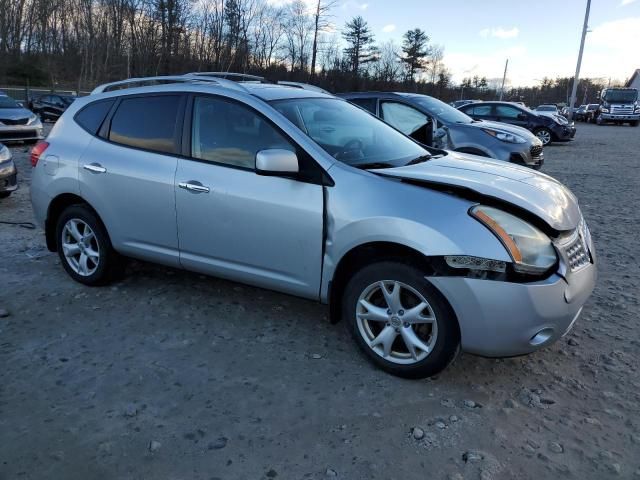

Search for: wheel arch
xmin=45 ymin=193 xmax=102 ymax=252
xmin=328 ymin=241 xmax=440 ymax=324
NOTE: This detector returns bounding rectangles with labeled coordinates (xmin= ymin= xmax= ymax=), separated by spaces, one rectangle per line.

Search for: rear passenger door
xmin=78 ymin=94 xmax=185 ymax=267
xmin=174 ymin=95 xmax=324 ymax=299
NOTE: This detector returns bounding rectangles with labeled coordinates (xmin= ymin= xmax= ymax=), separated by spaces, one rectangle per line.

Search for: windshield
xmin=603 ymin=89 xmax=637 ymax=103
xmin=270 ymin=97 xmax=429 ymax=168
xmin=0 ymin=96 xmax=20 ymax=109
xmin=413 ymin=95 xmax=474 ymax=124
xmin=536 ymin=105 xmax=556 ymax=111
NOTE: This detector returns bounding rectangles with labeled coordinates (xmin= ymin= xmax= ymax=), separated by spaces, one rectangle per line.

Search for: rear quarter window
xmin=74 ymin=99 xmax=115 ymax=135
xmin=108 ymin=95 xmax=181 ymax=154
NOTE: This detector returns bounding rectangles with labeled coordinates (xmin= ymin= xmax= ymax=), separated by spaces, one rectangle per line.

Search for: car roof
xmin=88 ymin=80 xmax=333 ymax=103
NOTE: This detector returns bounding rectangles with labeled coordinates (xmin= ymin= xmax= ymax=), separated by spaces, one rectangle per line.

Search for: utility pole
xmin=499 ymin=59 xmax=508 ymax=101
xmin=568 ymin=0 xmax=591 ymax=122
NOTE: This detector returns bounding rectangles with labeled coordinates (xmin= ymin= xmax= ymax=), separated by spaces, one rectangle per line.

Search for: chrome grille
xmin=611 ymin=105 xmax=633 ymax=114
xmin=561 ymin=220 xmax=591 ymax=272
xmin=530 ymin=145 xmax=543 ymax=159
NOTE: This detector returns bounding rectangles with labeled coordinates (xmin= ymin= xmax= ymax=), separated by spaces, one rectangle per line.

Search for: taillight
xmin=30 ymin=141 xmax=49 ymax=167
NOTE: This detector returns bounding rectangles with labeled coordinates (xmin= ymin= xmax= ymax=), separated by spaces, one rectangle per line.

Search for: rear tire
xmin=343 ymin=261 xmax=460 ymax=378
xmin=55 ymin=204 xmax=123 ymax=286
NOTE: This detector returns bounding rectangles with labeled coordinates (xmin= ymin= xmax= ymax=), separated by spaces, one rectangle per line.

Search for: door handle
xmin=178 ymin=181 xmax=210 ymax=194
xmin=83 ymin=163 xmax=107 ymax=174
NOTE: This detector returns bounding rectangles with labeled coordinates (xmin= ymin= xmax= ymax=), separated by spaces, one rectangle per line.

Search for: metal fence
xmin=0 ymin=86 xmax=91 ymax=102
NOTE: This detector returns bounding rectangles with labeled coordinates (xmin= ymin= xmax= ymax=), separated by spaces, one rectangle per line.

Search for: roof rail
xmin=90 ymin=75 xmax=249 ymax=95
xmin=187 ymin=71 xmax=268 ymax=83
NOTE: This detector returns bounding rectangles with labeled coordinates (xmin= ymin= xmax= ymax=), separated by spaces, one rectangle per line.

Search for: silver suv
xmin=30 ymin=75 xmax=596 ymax=378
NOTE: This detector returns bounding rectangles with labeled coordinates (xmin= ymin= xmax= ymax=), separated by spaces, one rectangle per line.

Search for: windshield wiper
xmin=404 ymin=154 xmax=431 ymax=166
xmin=356 ymin=162 xmax=393 ymax=170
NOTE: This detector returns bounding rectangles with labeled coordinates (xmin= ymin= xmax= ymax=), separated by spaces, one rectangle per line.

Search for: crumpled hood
xmin=466 ymin=119 xmax=542 ymax=144
xmin=0 ymin=107 xmax=32 ymax=121
xmin=372 ymin=151 xmax=581 ymax=232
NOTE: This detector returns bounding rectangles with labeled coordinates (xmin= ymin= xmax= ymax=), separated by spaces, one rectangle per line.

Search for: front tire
xmin=56 ymin=204 xmax=122 ymax=286
xmin=630 ymin=120 xmax=639 ymax=127
xmin=534 ymin=127 xmax=552 ymax=145
xmin=0 ymin=192 xmax=11 ymax=199
xmin=343 ymin=261 xmax=460 ymax=378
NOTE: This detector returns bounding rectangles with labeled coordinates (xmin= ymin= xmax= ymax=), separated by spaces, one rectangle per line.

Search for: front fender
xmin=319 ymin=165 xmax=511 ymax=302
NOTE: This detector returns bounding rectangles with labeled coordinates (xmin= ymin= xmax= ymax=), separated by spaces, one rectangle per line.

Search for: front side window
xmin=380 ymin=101 xmax=432 ymax=144
xmin=191 ymin=96 xmax=294 ymax=169
xmin=270 ymin=97 xmax=428 ymax=169
xmin=495 ymin=105 xmax=521 ymax=119
xmin=109 ymin=95 xmax=181 ymax=154
xmin=470 ymin=105 xmax=492 ymax=116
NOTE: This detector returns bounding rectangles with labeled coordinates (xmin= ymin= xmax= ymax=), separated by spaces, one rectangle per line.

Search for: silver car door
xmin=175 ymin=95 xmax=324 ymax=299
xmin=78 ymin=94 xmax=184 ymax=267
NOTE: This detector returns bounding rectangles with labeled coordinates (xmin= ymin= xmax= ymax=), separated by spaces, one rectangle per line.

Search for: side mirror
xmin=256 ymin=149 xmax=299 ymax=175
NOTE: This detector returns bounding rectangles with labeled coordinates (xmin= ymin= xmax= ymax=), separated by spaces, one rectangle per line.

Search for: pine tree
xmin=400 ymin=28 xmax=430 ymax=82
xmin=342 ymin=16 xmax=377 ymax=78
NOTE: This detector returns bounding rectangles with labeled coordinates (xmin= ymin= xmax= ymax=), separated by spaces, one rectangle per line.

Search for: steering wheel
xmin=334 ymin=139 xmax=364 ymax=161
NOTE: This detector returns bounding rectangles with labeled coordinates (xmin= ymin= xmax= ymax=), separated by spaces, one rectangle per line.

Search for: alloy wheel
xmin=356 ymin=280 xmax=438 ymax=365
xmin=536 ymin=129 xmax=551 ymax=145
xmin=61 ymin=218 xmax=100 ymax=276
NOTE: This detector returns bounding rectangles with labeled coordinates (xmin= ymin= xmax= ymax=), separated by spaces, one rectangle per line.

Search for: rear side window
xmin=109 ymin=95 xmax=181 ymax=154
xmin=75 ymin=99 xmax=115 ymax=134
xmin=350 ymin=98 xmax=377 ymax=114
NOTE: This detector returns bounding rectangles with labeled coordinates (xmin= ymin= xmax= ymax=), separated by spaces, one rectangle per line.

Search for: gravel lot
xmin=1 ymin=123 xmax=639 ymax=480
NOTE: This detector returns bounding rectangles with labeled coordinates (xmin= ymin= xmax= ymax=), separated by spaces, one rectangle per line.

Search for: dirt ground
xmin=1 ymin=122 xmax=639 ymax=480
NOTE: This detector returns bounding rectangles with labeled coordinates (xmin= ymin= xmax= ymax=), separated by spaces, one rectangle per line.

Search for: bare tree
xmin=309 ymin=0 xmax=336 ymax=80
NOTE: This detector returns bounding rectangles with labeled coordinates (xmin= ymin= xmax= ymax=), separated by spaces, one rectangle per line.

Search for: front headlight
xmin=27 ymin=114 xmax=39 ymax=125
xmin=470 ymin=205 xmax=557 ymax=274
xmin=482 ymin=129 xmax=527 ymax=144
xmin=600 ymin=108 xmax=609 ymax=113
xmin=0 ymin=144 xmax=11 ymax=164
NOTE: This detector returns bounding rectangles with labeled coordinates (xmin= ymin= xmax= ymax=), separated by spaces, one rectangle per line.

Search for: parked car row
xmin=457 ymin=101 xmax=576 ymax=146
xmin=28 ymin=73 xmax=596 ymax=379
xmin=0 ymin=142 xmax=17 ymax=198
xmin=341 ymin=92 xmax=544 ymax=168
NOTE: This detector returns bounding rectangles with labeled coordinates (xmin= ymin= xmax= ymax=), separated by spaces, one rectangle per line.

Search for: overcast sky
xmin=272 ymin=0 xmax=640 ymax=86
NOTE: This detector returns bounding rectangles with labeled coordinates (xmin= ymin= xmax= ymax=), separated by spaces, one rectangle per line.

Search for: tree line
xmin=0 ymin=0 xmax=608 ymax=105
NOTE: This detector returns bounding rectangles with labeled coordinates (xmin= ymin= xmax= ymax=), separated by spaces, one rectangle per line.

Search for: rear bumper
xmin=0 ymin=160 xmax=18 ymax=193
xmin=428 ymin=261 xmax=596 ymax=357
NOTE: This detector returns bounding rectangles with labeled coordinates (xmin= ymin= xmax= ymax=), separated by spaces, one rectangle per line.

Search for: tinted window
xmin=470 ymin=105 xmax=492 ymax=116
xmin=109 ymin=95 xmax=181 ymax=154
xmin=495 ymin=105 xmax=521 ymax=119
xmin=75 ymin=99 xmax=115 ymax=135
xmin=192 ymin=96 xmax=293 ymax=169
xmin=350 ymin=98 xmax=377 ymax=114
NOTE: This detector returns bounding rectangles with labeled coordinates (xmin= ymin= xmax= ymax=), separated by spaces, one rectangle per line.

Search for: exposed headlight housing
xmin=0 ymin=144 xmax=11 ymax=164
xmin=27 ymin=114 xmax=39 ymax=125
xmin=470 ymin=205 xmax=557 ymax=274
xmin=482 ymin=129 xmax=527 ymax=144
